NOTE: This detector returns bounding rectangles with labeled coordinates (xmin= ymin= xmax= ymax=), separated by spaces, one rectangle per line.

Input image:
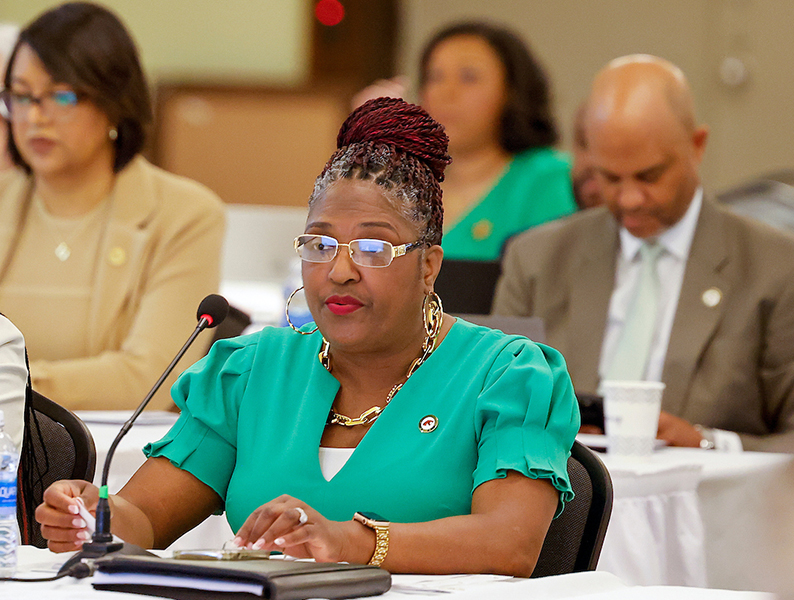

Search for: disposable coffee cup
xmin=601 ymin=380 xmax=665 ymax=457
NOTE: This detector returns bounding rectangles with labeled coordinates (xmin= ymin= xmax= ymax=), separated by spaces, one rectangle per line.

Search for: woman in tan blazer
xmin=0 ymin=3 xmax=225 ymax=410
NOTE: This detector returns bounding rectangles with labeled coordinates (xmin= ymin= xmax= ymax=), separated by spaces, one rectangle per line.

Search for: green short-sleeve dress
xmin=145 ymin=318 xmax=579 ymax=533
xmin=442 ymin=147 xmax=576 ymax=261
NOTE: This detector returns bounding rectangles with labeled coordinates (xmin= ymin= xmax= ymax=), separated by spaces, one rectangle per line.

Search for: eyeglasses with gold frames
xmin=294 ymin=234 xmax=422 ymax=268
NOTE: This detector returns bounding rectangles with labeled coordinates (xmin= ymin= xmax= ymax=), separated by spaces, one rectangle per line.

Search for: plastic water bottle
xmin=0 ymin=410 xmax=19 ymax=577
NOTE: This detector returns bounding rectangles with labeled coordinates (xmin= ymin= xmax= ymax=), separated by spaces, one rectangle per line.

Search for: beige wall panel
xmin=156 ymin=88 xmax=348 ymax=206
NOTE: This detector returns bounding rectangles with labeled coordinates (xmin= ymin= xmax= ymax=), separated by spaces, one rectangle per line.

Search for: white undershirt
xmin=318 ymin=446 xmax=355 ymax=481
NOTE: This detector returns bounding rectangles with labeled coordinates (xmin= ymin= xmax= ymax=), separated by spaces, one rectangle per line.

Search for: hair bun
xmin=337 ymin=97 xmax=451 ymax=182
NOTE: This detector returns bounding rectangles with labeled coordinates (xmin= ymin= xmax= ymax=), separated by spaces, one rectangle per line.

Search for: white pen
xmin=74 ymin=497 xmax=96 ymax=536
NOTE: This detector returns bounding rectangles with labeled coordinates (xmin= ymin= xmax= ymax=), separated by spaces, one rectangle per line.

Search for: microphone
xmin=58 ymin=294 xmax=229 ymax=576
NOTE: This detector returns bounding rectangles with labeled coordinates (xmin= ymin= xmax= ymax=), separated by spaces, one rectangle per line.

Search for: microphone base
xmin=57 ymin=540 xmax=156 ymax=577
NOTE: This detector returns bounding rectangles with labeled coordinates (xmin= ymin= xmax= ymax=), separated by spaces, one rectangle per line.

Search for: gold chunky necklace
xmin=322 ymin=293 xmax=443 ymax=427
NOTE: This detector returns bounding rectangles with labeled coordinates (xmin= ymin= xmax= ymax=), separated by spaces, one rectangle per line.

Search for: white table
xmin=6 ymin=546 xmax=775 ymax=600
xmin=79 ymin=416 xmax=794 ymax=594
xmin=595 ymin=446 xmax=794 ymax=595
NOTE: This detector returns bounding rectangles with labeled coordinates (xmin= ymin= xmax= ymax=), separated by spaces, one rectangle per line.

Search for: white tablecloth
xmin=5 ymin=546 xmax=775 ymax=600
xmin=595 ymin=447 xmax=794 ymax=595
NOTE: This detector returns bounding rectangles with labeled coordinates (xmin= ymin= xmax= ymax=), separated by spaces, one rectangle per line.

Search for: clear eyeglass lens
xmin=52 ymin=90 xmax=79 ymax=107
xmin=351 ymin=239 xmax=392 ymax=267
xmin=296 ymin=235 xmax=338 ymax=262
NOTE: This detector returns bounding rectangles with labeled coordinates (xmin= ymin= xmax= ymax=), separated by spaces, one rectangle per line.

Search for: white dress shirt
xmin=599 ymin=188 xmax=703 ymax=383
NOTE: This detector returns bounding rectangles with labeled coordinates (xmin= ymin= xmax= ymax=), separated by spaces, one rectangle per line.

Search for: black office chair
xmin=531 ymin=440 xmax=613 ymax=577
xmin=434 ymin=259 xmax=502 ymax=314
xmin=209 ymin=304 xmax=252 ymax=348
xmin=17 ymin=389 xmax=97 ymax=548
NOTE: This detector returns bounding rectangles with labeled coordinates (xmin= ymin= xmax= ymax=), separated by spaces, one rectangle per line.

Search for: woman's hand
xmin=233 ymin=495 xmax=371 ymax=564
xmin=35 ymin=480 xmax=99 ymax=553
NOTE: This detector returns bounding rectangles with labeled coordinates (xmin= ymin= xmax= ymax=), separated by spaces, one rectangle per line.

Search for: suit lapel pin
xmin=108 ymin=247 xmax=127 ymax=267
xmin=419 ymin=415 xmax=438 ymax=433
xmin=702 ymin=287 xmax=722 ymax=308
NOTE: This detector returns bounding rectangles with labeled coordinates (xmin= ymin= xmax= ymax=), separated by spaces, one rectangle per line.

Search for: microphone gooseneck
xmin=58 ymin=295 xmax=230 ymax=576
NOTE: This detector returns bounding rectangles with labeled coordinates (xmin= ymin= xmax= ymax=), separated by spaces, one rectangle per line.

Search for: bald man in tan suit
xmin=494 ymin=56 xmax=794 ymax=452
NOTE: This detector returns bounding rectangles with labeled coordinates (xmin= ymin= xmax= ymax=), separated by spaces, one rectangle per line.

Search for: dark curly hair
xmin=4 ymin=2 xmax=152 ymax=173
xmin=419 ymin=21 xmax=558 ymax=153
xmin=311 ymin=97 xmax=451 ymax=246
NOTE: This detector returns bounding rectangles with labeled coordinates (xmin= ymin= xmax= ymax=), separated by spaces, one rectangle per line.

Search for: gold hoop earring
xmin=285 ymin=286 xmax=318 ymax=334
xmin=108 ymin=127 xmax=118 ymax=141
xmin=423 ymin=291 xmax=443 ymax=339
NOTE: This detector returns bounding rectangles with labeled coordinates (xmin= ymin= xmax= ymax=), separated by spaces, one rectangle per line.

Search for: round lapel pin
xmin=701 ymin=287 xmax=722 ymax=308
xmin=419 ymin=415 xmax=438 ymax=433
xmin=471 ymin=219 xmax=493 ymax=241
xmin=108 ymin=247 xmax=127 ymax=267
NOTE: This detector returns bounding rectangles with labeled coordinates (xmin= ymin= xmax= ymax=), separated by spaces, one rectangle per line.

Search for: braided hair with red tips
xmin=311 ymin=97 xmax=451 ymax=246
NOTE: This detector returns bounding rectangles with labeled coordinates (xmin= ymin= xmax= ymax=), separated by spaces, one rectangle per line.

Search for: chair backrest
xmin=717 ymin=176 xmax=794 ymax=233
xmin=434 ymin=259 xmax=502 ymax=315
xmin=531 ymin=440 xmax=613 ymax=577
xmin=17 ymin=390 xmax=97 ymax=548
xmin=209 ymin=304 xmax=252 ymax=348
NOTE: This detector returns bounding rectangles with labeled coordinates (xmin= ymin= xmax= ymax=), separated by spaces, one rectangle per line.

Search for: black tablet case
xmin=93 ymin=554 xmax=391 ymax=600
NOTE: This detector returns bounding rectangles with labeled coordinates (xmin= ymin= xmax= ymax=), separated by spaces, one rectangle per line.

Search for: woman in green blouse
xmin=37 ymin=98 xmax=579 ymax=577
xmin=354 ymin=22 xmax=577 ymax=261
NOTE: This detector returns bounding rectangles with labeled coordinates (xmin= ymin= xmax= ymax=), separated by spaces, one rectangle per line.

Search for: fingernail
xmin=232 ymin=537 xmax=244 ymax=548
xmin=72 ymin=518 xmax=87 ymax=528
xmin=77 ymin=531 xmax=91 ymax=540
xmin=252 ymin=539 xmax=265 ymax=550
xmin=274 ymin=538 xmax=285 ymax=546
xmin=68 ymin=504 xmax=79 ymax=514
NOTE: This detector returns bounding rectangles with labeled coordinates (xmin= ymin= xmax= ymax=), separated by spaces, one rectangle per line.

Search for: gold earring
xmin=285 ymin=286 xmax=318 ymax=334
xmin=423 ymin=291 xmax=443 ymax=338
xmin=108 ymin=127 xmax=118 ymax=140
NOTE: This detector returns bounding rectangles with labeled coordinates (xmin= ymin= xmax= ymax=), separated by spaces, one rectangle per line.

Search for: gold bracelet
xmin=353 ymin=512 xmax=390 ymax=567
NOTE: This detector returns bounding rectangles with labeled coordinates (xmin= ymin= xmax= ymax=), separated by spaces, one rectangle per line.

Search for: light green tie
xmin=606 ymin=242 xmax=663 ymax=381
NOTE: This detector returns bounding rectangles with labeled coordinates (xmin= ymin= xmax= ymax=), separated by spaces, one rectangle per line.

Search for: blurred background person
xmin=0 ymin=23 xmax=20 ymax=172
xmin=354 ymin=22 xmax=576 ymax=262
xmin=0 ymin=2 xmax=225 ymax=411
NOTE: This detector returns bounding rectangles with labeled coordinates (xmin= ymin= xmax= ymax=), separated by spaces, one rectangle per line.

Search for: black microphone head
xmin=197 ymin=294 xmax=229 ymax=328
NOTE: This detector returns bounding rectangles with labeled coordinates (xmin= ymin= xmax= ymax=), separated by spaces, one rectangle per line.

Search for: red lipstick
xmin=325 ymin=295 xmax=364 ymax=315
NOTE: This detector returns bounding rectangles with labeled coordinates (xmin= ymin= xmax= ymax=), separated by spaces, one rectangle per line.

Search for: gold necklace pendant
xmin=55 ymin=242 xmax=71 ymax=261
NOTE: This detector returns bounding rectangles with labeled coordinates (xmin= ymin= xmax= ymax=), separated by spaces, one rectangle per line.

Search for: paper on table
xmin=76 ymin=411 xmax=179 ymax=426
xmin=92 ymin=571 xmax=264 ymax=595
xmin=577 ymin=433 xmax=666 ymax=452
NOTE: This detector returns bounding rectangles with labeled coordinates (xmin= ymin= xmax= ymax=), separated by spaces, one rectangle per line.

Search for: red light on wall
xmin=315 ymin=0 xmax=345 ymax=27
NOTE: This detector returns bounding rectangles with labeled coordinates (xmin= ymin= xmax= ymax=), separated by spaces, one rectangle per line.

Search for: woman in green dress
xmin=36 ymin=98 xmax=579 ymax=577
xmin=420 ymin=22 xmax=576 ymax=261
xmin=357 ymin=22 xmax=577 ymax=261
